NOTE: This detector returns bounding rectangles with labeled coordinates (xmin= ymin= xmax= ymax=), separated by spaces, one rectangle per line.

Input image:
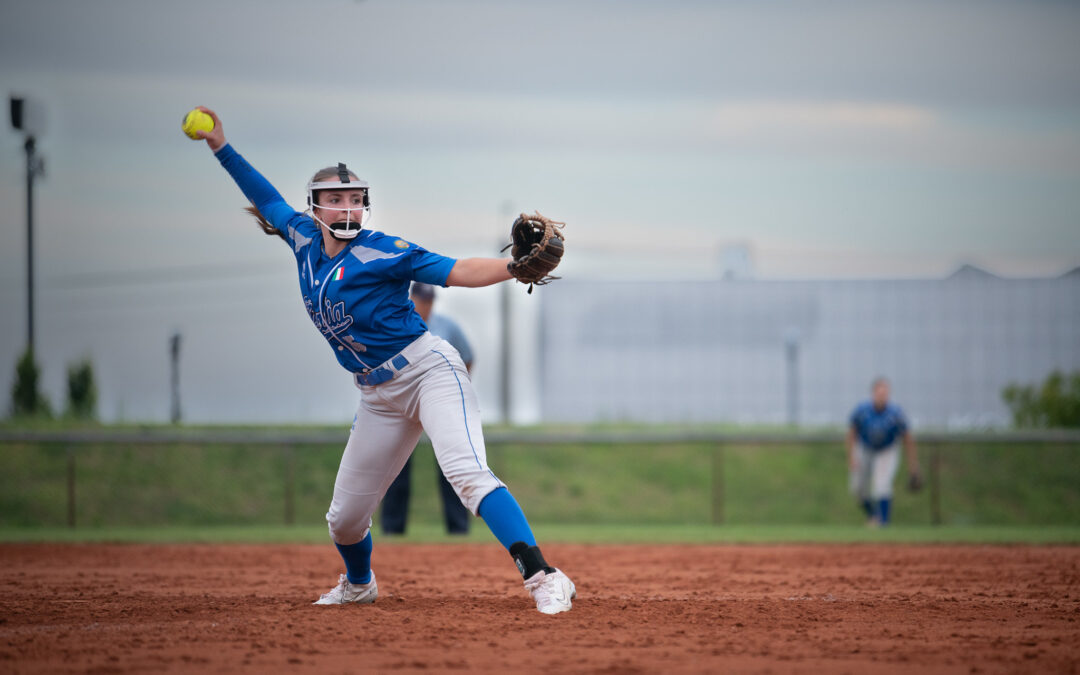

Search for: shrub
xmin=1002 ymin=370 xmax=1080 ymax=428
xmin=66 ymin=358 xmax=98 ymax=420
xmin=9 ymin=348 xmax=52 ymax=419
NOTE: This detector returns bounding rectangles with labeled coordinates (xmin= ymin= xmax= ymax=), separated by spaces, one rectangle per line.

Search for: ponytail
xmin=244 ymin=205 xmax=285 ymax=241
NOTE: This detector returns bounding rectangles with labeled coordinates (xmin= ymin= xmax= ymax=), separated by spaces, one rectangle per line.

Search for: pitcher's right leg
xmin=316 ymin=397 xmax=422 ymax=605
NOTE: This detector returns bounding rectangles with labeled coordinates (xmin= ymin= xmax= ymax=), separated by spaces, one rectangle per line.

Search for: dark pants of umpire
xmin=380 ymin=455 xmax=471 ymax=534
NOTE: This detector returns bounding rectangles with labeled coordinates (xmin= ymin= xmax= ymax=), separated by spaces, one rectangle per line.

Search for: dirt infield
xmin=1 ymin=543 xmax=1078 ymax=674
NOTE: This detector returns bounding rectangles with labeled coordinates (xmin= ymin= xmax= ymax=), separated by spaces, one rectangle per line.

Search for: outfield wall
xmin=539 ymin=268 xmax=1080 ymax=427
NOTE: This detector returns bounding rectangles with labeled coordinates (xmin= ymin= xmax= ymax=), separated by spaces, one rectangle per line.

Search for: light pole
xmin=9 ymin=96 xmax=46 ymax=354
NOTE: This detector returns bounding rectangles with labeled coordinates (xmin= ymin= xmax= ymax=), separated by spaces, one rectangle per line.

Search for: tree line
xmin=9 ymin=349 xmax=97 ymax=421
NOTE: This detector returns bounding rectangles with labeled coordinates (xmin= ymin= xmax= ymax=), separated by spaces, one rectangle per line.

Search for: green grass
xmin=1 ymin=524 xmax=1078 ymax=545
xmin=2 ymin=434 xmax=1078 ymax=532
xmin=494 ymin=441 xmax=1080 ymax=527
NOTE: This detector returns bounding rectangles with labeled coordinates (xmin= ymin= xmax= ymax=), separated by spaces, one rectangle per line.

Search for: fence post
xmin=283 ymin=444 xmax=295 ymax=526
xmin=712 ymin=444 xmax=724 ymax=525
xmin=66 ymin=445 xmax=76 ymax=528
xmin=929 ymin=444 xmax=941 ymax=526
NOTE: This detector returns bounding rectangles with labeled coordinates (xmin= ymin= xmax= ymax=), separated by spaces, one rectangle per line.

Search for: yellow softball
xmin=181 ymin=109 xmax=214 ymax=140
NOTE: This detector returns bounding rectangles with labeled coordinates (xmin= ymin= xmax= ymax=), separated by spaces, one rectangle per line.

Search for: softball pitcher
xmin=847 ymin=377 xmax=921 ymax=526
xmin=189 ymin=106 xmax=575 ymax=615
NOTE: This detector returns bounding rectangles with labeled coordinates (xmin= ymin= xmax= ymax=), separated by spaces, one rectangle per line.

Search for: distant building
xmin=538 ymin=266 xmax=1080 ymax=428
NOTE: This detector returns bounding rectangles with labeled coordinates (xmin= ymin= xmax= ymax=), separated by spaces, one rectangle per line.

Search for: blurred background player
xmin=381 ymin=283 xmax=474 ymax=536
xmin=847 ymin=377 xmax=921 ymax=526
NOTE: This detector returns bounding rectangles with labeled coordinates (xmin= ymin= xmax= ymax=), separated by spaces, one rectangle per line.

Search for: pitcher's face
xmin=314 ymin=189 xmax=367 ymax=225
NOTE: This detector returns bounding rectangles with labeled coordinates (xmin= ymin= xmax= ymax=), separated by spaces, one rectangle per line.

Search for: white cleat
xmin=313 ymin=572 xmax=378 ymax=605
xmin=524 ymin=568 xmax=576 ymax=615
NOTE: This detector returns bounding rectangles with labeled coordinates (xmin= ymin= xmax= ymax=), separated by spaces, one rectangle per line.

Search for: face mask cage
xmin=309 ymin=198 xmax=370 ymax=238
xmin=306 ymin=163 xmax=371 ymax=239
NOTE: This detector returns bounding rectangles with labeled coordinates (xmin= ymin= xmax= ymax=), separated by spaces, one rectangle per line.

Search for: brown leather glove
xmin=505 ymin=211 xmax=566 ymax=293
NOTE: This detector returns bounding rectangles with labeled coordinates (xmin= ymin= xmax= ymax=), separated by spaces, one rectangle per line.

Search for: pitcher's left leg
xmin=416 ymin=348 xmax=503 ymax=515
xmin=418 ymin=346 xmax=575 ymax=614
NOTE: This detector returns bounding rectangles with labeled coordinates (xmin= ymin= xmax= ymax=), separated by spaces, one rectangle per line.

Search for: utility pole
xmin=10 ymin=96 xmax=46 ymax=354
xmin=170 ymin=333 xmax=182 ymax=424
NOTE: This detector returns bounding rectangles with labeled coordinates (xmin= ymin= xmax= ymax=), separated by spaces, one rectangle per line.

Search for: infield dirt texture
xmin=2 ymin=543 xmax=1078 ymax=673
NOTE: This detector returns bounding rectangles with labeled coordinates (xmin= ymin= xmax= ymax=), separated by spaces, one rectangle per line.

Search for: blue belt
xmin=355 ymin=354 xmax=410 ymax=387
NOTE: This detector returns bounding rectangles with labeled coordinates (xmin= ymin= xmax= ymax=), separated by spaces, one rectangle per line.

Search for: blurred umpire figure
xmin=847 ymin=377 xmax=922 ymax=526
xmin=380 ymin=283 xmax=475 ymax=535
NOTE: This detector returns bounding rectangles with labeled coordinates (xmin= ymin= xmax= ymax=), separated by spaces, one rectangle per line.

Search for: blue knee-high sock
xmin=335 ymin=532 xmax=373 ymax=584
xmin=877 ymin=498 xmax=892 ymax=525
xmin=478 ymin=487 xmax=536 ymax=550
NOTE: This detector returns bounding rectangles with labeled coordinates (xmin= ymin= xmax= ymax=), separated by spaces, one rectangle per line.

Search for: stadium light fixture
xmin=9 ymin=94 xmax=46 ymax=353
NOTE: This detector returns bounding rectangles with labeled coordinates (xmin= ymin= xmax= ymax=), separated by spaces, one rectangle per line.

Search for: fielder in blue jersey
xmin=191 ymin=107 xmax=575 ymax=614
xmin=846 ymin=377 xmax=921 ymax=526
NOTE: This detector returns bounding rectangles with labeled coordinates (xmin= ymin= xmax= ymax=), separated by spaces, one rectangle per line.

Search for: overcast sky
xmin=1 ymin=0 xmax=1078 ymax=423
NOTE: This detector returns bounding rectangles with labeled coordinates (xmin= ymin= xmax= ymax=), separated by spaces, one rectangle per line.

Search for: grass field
xmin=2 ymin=427 xmax=1078 ymax=535
xmin=2 ymin=523 xmax=1079 ymax=545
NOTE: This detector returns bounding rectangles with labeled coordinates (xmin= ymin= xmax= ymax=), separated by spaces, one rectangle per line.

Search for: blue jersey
xmin=216 ymin=144 xmax=457 ymax=372
xmin=850 ymin=401 xmax=908 ymax=451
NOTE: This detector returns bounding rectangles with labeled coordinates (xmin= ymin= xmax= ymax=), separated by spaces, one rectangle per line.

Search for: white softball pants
xmin=325 ymin=332 xmax=504 ymax=545
xmin=848 ymin=443 xmax=900 ymax=501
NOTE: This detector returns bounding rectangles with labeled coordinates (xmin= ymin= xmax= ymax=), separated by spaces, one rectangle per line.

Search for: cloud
xmin=707 ymin=100 xmax=937 ymax=135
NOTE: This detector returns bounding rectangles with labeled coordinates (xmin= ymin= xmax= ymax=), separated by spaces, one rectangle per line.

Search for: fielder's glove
xmin=907 ymin=471 xmax=924 ymax=493
xmin=505 ymin=211 xmax=566 ymax=293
